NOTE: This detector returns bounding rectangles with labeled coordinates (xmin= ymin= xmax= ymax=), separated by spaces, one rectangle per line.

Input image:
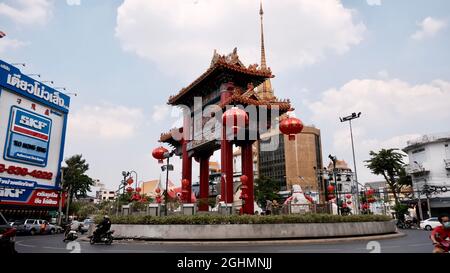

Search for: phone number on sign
xmin=0 ymin=164 xmax=53 ymax=180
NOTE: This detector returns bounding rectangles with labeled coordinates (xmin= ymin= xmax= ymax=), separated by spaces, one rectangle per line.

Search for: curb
xmin=89 ymin=232 xmax=406 ymax=246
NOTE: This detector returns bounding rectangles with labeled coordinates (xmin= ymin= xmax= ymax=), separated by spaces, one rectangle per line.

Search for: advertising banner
xmin=0 ymin=187 xmax=65 ymax=207
xmin=0 ymin=60 xmax=70 ymax=205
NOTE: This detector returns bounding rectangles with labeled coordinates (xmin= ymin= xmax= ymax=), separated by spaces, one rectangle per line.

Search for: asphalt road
xmin=15 ymin=229 xmax=433 ymax=253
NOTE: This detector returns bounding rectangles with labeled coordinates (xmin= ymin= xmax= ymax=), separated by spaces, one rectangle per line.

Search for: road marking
xmin=408 ymin=243 xmax=430 ymax=247
xmin=16 ymin=241 xmax=36 ymax=248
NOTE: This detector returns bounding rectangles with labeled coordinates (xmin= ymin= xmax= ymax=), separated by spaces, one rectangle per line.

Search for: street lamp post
xmin=329 ymin=155 xmax=340 ymax=215
xmin=340 ymin=112 xmax=361 ymax=214
xmin=161 ymin=150 xmax=175 ymax=216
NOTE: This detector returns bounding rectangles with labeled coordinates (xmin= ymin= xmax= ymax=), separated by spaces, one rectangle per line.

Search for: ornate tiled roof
xmin=168 ymin=49 xmax=273 ymax=105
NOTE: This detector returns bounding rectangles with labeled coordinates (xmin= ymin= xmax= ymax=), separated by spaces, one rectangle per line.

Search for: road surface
xmin=15 ymin=229 xmax=433 ymax=253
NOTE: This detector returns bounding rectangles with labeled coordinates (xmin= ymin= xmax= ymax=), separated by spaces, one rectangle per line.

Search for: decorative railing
xmin=444 ymin=159 xmax=450 ymax=169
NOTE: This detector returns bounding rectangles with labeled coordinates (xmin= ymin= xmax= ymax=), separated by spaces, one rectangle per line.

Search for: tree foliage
xmin=62 ymin=154 xmax=94 ymax=204
xmin=365 ymin=148 xmax=412 ymax=219
xmin=254 ymin=175 xmax=281 ymax=208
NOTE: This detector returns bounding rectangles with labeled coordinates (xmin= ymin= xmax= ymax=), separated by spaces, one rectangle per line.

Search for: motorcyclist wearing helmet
xmin=93 ymin=215 xmax=111 ymax=240
xmin=431 ymin=214 xmax=450 ymax=253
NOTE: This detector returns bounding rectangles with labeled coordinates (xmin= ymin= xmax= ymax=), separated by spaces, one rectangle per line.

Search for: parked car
xmin=80 ymin=219 xmax=95 ymax=234
xmin=420 ymin=217 xmax=441 ymax=230
xmin=0 ymin=212 xmax=16 ymax=254
xmin=13 ymin=219 xmax=40 ymax=235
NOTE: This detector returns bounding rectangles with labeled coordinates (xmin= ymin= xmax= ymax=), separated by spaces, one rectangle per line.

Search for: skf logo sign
xmin=0 ymin=188 xmax=25 ymax=198
xmin=11 ymin=107 xmax=52 ymax=141
xmin=20 ymin=116 xmax=48 ymax=130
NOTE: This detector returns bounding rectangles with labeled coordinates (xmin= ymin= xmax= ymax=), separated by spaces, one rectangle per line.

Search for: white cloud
xmin=377 ymin=70 xmax=389 ymax=79
xmin=115 ymin=0 xmax=365 ymax=79
xmin=151 ymin=104 xmax=170 ymax=122
xmin=68 ymin=104 xmax=144 ymax=140
xmin=0 ymin=0 xmax=53 ymax=25
xmin=0 ymin=37 xmax=28 ymax=53
xmin=412 ymin=17 xmax=447 ymax=40
xmin=366 ymin=0 xmax=381 ymax=6
xmin=308 ymin=78 xmax=450 ymax=182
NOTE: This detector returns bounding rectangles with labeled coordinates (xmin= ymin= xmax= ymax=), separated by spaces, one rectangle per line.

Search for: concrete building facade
xmin=404 ymin=132 xmax=450 ymax=217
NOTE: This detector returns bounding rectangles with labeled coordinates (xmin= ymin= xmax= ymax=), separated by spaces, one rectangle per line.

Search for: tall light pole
xmin=161 ymin=150 xmax=175 ymax=216
xmin=340 ymin=112 xmax=361 ymax=214
xmin=329 ymin=154 xmax=340 ymax=215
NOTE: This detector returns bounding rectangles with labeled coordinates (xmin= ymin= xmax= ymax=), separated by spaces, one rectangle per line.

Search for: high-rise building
xmin=259 ymin=126 xmax=323 ymax=194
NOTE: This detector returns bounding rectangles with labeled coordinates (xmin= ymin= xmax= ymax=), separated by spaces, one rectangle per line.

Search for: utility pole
xmin=57 ymin=168 xmax=64 ymax=226
xmin=65 ymin=184 xmax=71 ymax=222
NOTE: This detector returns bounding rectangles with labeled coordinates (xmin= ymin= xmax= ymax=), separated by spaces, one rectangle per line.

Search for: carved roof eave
xmin=218 ymin=94 xmax=292 ymax=112
xmin=168 ymin=60 xmax=273 ymax=105
xmin=159 ymin=129 xmax=183 ymax=147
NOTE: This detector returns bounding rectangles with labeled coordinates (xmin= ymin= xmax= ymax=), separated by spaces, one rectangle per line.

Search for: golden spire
xmin=256 ymin=0 xmax=274 ymax=101
xmin=260 ymin=0 xmax=267 ymax=69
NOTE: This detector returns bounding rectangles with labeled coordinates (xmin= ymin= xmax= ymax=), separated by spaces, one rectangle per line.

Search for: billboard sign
xmin=0 ymin=60 xmax=70 ymax=207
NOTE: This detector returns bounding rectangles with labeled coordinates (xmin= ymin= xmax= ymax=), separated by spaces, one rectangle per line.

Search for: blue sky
xmin=1 ymin=0 xmax=449 ymax=191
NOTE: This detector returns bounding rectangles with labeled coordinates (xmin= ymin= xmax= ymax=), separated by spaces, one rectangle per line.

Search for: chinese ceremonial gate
xmin=159 ymin=49 xmax=292 ymax=214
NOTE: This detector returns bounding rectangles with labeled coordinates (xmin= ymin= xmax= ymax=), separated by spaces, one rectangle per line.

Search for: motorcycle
xmin=396 ymin=219 xmax=411 ymax=229
xmin=89 ymin=230 xmax=114 ymax=245
xmin=63 ymin=230 xmax=78 ymax=242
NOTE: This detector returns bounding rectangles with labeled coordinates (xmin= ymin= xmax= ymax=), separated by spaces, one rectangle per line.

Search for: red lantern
xmin=182 ymin=179 xmax=190 ymax=188
xmin=126 ymin=187 xmax=133 ymax=193
xmin=346 ymin=194 xmax=352 ymax=199
xmin=127 ymin=178 xmax=134 ymax=185
xmin=222 ymin=107 xmax=248 ymax=136
xmin=347 ymin=200 xmax=352 ymax=205
xmin=240 ymin=175 xmax=248 ymax=185
xmin=152 ymin=146 xmax=168 ymax=163
xmin=155 ymin=188 xmax=161 ymax=194
xmin=136 ymin=187 xmax=142 ymax=193
xmin=279 ymin=116 xmax=304 ymax=141
xmin=327 ymin=185 xmax=335 ymax=193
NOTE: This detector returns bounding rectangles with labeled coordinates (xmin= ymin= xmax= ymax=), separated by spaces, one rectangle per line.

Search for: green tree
xmin=365 ymin=148 xmax=412 ymax=219
xmin=254 ymin=175 xmax=280 ymax=209
xmin=62 ymin=154 xmax=94 ymax=208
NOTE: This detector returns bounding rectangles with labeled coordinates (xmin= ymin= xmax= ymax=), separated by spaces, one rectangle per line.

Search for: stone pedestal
xmin=147 ymin=204 xmax=161 ymax=216
xmin=182 ymin=203 xmax=196 ymax=215
xmin=219 ymin=204 xmax=233 ymax=215
xmin=122 ymin=205 xmax=130 ymax=216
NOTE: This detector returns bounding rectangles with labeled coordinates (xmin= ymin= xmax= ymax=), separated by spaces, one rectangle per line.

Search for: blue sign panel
xmin=0 ymin=60 xmax=70 ymax=113
xmin=4 ymin=107 xmax=52 ymax=167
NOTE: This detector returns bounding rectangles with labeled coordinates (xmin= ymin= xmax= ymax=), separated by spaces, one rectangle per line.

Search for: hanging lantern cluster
xmin=365 ymin=188 xmax=376 ymax=203
xmin=181 ymin=179 xmax=190 ymax=202
xmin=345 ymin=194 xmax=352 ymax=205
xmin=152 ymin=146 xmax=168 ymax=164
xmin=155 ymin=188 xmax=162 ymax=204
xmin=239 ymin=175 xmax=249 ymax=203
xmin=222 ymin=107 xmax=249 ymax=136
xmin=326 ymin=184 xmax=335 ymax=201
xmin=279 ymin=115 xmax=304 ymax=141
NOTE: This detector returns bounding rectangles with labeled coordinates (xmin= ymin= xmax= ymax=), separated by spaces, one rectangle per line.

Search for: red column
xmin=181 ymin=141 xmax=192 ymax=203
xmin=182 ymin=113 xmax=192 ymax=203
xmin=221 ymin=138 xmax=233 ymax=203
xmin=242 ymin=142 xmax=254 ymax=214
xmin=220 ymin=81 xmax=235 ymax=204
xmin=199 ymin=155 xmax=210 ymax=211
